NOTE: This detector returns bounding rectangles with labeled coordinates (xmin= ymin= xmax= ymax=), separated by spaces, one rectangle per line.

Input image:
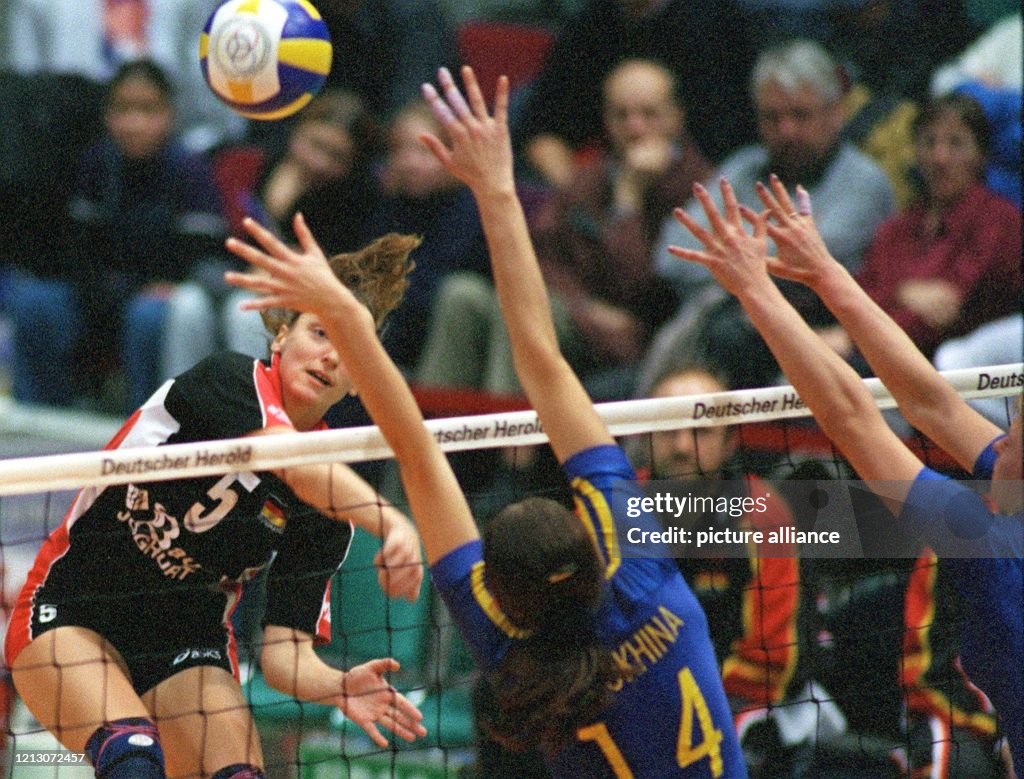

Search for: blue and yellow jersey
xmin=898 ymin=437 xmax=1023 ymax=768
xmin=431 ymin=444 xmax=746 ymax=777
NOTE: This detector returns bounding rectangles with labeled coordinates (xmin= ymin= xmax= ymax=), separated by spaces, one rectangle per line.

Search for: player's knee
xmin=84 ymin=716 xmax=165 ymax=778
xmin=209 ymin=763 xmax=266 ymax=778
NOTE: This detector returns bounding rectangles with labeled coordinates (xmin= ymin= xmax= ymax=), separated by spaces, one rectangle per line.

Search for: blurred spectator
xmin=931 ymin=11 xmax=1022 ymax=94
xmin=655 ymin=39 xmax=894 ymax=317
xmin=363 ymin=99 xmax=489 ymax=371
xmin=640 ymin=366 xmax=820 ymax=777
xmin=633 ymin=285 xmax=777 ymax=396
xmin=512 ymin=0 xmax=758 ymax=190
xmin=647 ymin=40 xmax=894 ymax=388
xmin=8 ymin=59 xmax=227 ymax=412
xmin=7 ymin=0 xmax=245 ymax=152
xmin=839 ymin=70 xmax=920 ymax=209
xmin=826 ymin=0 xmax=979 ymax=102
xmin=833 ymin=93 xmax=1021 ymax=364
xmin=532 ymin=58 xmax=712 ymax=397
xmin=248 ymin=0 xmax=458 ymax=155
xmin=0 ymin=71 xmax=105 ymax=316
xmin=418 ymin=59 xmax=711 ymax=399
xmin=933 ymin=314 xmax=1024 ymax=426
xmin=216 ymin=90 xmax=383 ymax=362
xmin=248 ymin=90 xmax=381 ymax=254
xmin=319 ymin=0 xmax=457 ymax=120
xmin=931 ymin=12 xmax=1022 ymax=207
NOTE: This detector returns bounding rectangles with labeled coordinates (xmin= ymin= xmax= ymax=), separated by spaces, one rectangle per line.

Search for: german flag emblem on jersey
xmin=260 ymin=497 xmax=287 ymax=533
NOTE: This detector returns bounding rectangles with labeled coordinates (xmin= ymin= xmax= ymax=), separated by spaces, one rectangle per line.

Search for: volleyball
xmin=199 ymin=0 xmax=332 ymax=121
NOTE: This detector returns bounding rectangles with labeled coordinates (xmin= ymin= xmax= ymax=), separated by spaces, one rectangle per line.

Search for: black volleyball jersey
xmin=6 ymin=352 xmax=353 ymax=668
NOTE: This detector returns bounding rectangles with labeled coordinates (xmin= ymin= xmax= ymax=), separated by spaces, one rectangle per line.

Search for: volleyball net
xmin=0 ymin=362 xmax=1019 ymax=777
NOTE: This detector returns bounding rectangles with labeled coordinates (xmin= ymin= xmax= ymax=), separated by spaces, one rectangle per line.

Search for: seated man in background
xmin=418 ymin=59 xmax=711 ymax=401
xmin=636 ymin=365 xmax=817 ymax=777
xmin=654 ymin=38 xmax=894 ymax=322
xmin=644 ymin=39 xmax=895 ymax=391
xmin=512 ymin=0 xmax=756 ymax=190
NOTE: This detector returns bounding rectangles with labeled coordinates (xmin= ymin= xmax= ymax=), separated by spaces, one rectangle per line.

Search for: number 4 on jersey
xmin=577 ymin=666 xmax=724 ymax=777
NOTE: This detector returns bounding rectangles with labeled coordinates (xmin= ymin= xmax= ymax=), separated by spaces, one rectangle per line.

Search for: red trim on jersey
xmin=3 ymin=400 xmax=166 ymax=666
xmin=255 ymin=354 xmax=303 ymax=430
xmin=107 ymin=408 xmax=142 ymax=450
xmin=253 ymin=354 xmax=328 ymax=432
xmin=251 ymin=354 xmax=333 ymax=644
xmin=315 ymin=579 xmax=333 ymax=645
xmin=222 ymin=581 xmax=243 ymax=681
xmin=3 ymin=522 xmax=71 ymax=667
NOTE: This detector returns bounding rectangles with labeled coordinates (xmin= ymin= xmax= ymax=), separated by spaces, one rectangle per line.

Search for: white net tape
xmin=0 ymin=363 xmax=1019 ymax=496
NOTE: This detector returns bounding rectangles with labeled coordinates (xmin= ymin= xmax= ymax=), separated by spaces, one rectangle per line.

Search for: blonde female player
xmin=669 ymin=174 xmax=1022 ymax=771
xmin=4 ymin=236 xmax=427 ymax=779
xmin=225 ymin=66 xmax=745 ymax=778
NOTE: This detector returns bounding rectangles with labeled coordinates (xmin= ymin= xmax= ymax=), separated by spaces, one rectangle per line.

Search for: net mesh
xmin=0 ymin=363 xmax=1019 ymax=778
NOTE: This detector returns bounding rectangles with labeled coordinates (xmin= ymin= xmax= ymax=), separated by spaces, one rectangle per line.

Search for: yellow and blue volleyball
xmin=199 ymin=0 xmax=332 ymax=121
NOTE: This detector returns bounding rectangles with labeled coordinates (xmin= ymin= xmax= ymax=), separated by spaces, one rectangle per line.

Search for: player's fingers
xmin=392 ymin=692 xmax=425 ymax=726
xmin=667 ymin=245 xmax=714 ymax=269
xmin=365 ymin=658 xmax=400 ymax=676
xmin=692 ymin=182 xmax=729 ymax=238
xmin=222 ymin=267 xmax=266 ymax=284
xmin=719 ymin=177 xmax=741 ymax=227
xmin=460 ymin=65 xmax=488 ymax=119
xmin=672 ymin=206 xmax=715 ymax=249
xmin=233 ymin=291 xmax=287 ymax=311
xmin=388 ymin=709 xmax=428 ymax=741
xmin=418 ymin=132 xmax=454 ymax=169
xmin=240 ymin=216 xmax=295 ymax=260
xmin=438 ymin=67 xmax=472 ymax=119
xmin=768 ymin=173 xmax=798 ymax=218
xmin=223 ymin=270 xmax=266 ymax=291
xmin=493 ymin=75 xmax=509 ymax=126
xmin=358 ymin=718 xmax=389 ymax=748
xmin=796 ymin=185 xmax=813 ymax=216
xmin=225 ymin=235 xmax=276 ymax=271
xmin=739 ymin=205 xmax=768 ymax=240
xmin=754 ymin=179 xmax=782 ymax=217
xmin=291 ymin=213 xmax=326 ymax=258
xmin=421 ymin=83 xmax=457 ymax=127
xmin=378 ymin=693 xmax=426 ymax=740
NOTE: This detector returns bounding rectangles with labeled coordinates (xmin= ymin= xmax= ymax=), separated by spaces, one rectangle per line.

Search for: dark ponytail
xmin=479 ymin=497 xmax=619 ymax=754
xmin=479 ymin=631 xmax=617 ymax=754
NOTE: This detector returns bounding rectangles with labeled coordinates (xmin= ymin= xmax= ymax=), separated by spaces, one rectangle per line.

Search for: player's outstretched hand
xmin=224 ymin=213 xmax=355 ymax=318
xmin=419 ymin=66 xmax=515 ymax=198
xmin=336 ymin=658 xmax=427 ymax=747
xmin=754 ymin=174 xmax=836 ymax=288
xmin=375 ymin=516 xmax=424 ymax=602
xmin=668 ymin=177 xmax=772 ymax=298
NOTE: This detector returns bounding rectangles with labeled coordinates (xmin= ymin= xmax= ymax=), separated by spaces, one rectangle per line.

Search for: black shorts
xmin=11 ymin=581 xmax=237 ymax=696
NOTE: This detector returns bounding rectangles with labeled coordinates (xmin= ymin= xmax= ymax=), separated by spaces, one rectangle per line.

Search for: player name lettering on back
xmin=608 ymin=604 xmax=685 ymax=691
